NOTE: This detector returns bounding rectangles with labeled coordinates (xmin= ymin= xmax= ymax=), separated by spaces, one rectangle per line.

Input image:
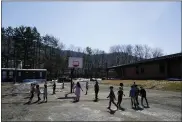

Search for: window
xmin=2 ymin=71 xmax=7 ymax=79
xmin=159 ymin=64 xmax=165 ymax=73
xmin=9 ymin=71 xmax=13 ymax=78
xmin=18 ymin=72 xmax=21 ymax=76
xmin=141 ymin=68 xmax=144 ymax=73
xmin=40 ymin=72 xmax=42 ymax=77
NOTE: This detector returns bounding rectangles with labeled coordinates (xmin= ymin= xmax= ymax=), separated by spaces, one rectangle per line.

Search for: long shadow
xmin=24 ymin=100 xmax=42 ymax=105
xmin=132 ymin=106 xmax=144 ymax=111
xmin=57 ymin=96 xmax=75 ymax=99
xmin=38 ymin=101 xmax=47 ymax=104
xmin=24 ymin=96 xmax=30 ymax=99
xmin=2 ymin=93 xmax=17 ymax=97
xmin=64 ymin=93 xmax=73 ymax=97
xmin=24 ymin=101 xmax=31 ymax=105
xmin=26 ymin=100 xmax=40 ymax=105
xmin=72 ymin=100 xmax=79 ymax=103
xmin=3 ymin=100 xmax=63 ymax=105
xmin=107 ymin=108 xmax=117 ymax=115
xmin=93 ymin=99 xmax=99 ymax=102
xmin=143 ymin=105 xmax=150 ymax=108
xmin=119 ymin=107 xmax=126 ymax=111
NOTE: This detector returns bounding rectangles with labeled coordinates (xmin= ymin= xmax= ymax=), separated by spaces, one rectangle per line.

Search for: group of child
xmin=28 ymin=83 xmax=48 ymax=103
xmin=28 ymin=80 xmax=149 ymax=110
xmin=107 ymin=85 xmax=125 ymax=110
xmin=129 ymin=82 xmax=149 ymax=108
xmin=106 ymin=82 xmax=149 ymax=110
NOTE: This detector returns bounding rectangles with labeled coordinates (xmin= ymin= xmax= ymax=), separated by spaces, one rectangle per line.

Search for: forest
xmin=1 ymin=26 xmax=164 ymax=79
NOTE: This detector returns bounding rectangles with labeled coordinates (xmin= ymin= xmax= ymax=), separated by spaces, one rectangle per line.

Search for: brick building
xmin=107 ymin=53 xmax=182 ymax=80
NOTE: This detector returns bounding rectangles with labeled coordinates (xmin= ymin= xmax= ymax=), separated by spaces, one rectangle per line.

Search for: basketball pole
xmin=70 ymin=68 xmax=74 ymax=93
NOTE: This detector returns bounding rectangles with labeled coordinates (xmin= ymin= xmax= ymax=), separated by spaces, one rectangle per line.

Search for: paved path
xmin=1 ymin=81 xmax=182 ymax=121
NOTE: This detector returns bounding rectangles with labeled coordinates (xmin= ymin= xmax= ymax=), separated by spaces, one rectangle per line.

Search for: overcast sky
xmin=2 ymin=1 xmax=181 ymax=54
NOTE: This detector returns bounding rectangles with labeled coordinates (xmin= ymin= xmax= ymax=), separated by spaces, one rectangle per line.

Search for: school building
xmin=106 ymin=53 xmax=182 ymax=80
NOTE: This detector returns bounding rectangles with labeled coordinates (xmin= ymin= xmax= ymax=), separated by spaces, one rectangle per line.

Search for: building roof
xmin=1 ymin=68 xmax=47 ymax=71
xmin=107 ymin=52 xmax=182 ymax=69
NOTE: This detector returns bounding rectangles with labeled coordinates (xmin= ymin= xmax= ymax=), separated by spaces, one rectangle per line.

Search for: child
xmin=36 ymin=84 xmax=41 ymax=101
xmin=117 ymin=87 xmax=125 ymax=109
xmin=135 ymin=85 xmax=140 ymax=105
xmin=72 ymin=82 xmax=75 ymax=93
xmin=94 ymin=81 xmax=99 ymax=101
xmin=107 ymin=86 xmax=118 ymax=110
xmin=140 ymin=86 xmax=149 ymax=107
xmin=43 ymin=83 xmax=48 ymax=102
xmin=29 ymin=84 xmax=35 ymax=103
xmin=85 ymin=81 xmax=89 ymax=95
xmin=29 ymin=83 xmax=33 ymax=97
xmin=53 ymin=81 xmax=56 ymax=94
xmin=74 ymin=82 xmax=83 ymax=102
xmin=129 ymin=85 xmax=137 ymax=109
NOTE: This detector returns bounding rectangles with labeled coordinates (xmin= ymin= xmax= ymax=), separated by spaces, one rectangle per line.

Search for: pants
xmin=141 ymin=96 xmax=149 ymax=106
xmin=95 ymin=91 xmax=98 ymax=100
xmin=85 ymin=88 xmax=88 ymax=95
xmin=44 ymin=94 xmax=47 ymax=101
xmin=108 ymin=99 xmax=118 ymax=109
xmin=131 ymin=97 xmax=137 ymax=108
xmin=29 ymin=92 xmax=34 ymax=101
xmin=136 ymin=95 xmax=139 ymax=105
xmin=117 ymin=97 xmax=123 ymax=108
xmin=72 ymin=87 xmax=74 ymax=93
xmin=37 ymin=93 xmax=41 ymax=101
xmin=53 ymin=88 xmax=56 ymax=94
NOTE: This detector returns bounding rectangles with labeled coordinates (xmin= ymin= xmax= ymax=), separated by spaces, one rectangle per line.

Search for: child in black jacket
xmin=117 ymin=87 xmax=125 ymax=109
xmin=107 ymin=86 xmax=118 ymax=110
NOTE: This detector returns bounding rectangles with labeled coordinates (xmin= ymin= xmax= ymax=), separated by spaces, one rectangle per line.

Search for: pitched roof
xmin=107 ymin=52 xmax=182 ymax=69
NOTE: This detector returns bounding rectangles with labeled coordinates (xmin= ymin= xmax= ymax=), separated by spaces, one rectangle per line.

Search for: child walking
xmin=29 ymin=84 xmax=35 ymax=103
xmin=85 ymin=81 xmax=89 ymax=95
xmin=94 ymin=81 xmax=99 ymax=101
xmin=74 ymin=82 xmax=83 ymax=102
xmin=36 ymin=84 xmax=41 ymax=101
xmin=43 ymin=83 xmax=48 ymax=102
xmin=72 ymin=82 xmax=75 ymax=93
xmin=107 ymin=86 xmax=118 ymax=110
xmin=129 ymin=85 xmax=137 ymax=109
xmin=140 ymin=86 xmax=149 ymax=107
xmin=117 ymin=87 xmax=125 ymax=109
xmin=53 ymin=81 xmax=56 ymax=94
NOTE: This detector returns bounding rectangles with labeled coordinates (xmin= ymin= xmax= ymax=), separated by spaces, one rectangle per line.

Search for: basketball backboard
xmin=68 ymin=57 xmax=83 ymax=68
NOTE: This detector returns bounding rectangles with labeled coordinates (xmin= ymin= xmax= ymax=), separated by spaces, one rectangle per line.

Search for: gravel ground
xmin=1 ymin=81 xmax=182 ymax=121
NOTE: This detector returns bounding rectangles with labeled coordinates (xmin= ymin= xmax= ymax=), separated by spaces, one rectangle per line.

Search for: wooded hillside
xmin=1 ymin=26 xmax=164 ymax=79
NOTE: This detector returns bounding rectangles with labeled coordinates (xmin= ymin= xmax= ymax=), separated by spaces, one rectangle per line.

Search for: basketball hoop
xmin=73 ymin=61 xmax=79 ymax=68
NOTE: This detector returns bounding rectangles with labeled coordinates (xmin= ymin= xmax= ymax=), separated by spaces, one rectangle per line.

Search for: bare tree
xmin=143 ymin=45 xmax=152 ymax=59
xmin=133 ymin=44 xmax=144 ymax=62
xmin=151 ymin=47 xmax=163 ymax=58
xmin=125 ymin=44 xmax=133 ymax=63
xmin=68 ymin=44 xmax=77 ymax=52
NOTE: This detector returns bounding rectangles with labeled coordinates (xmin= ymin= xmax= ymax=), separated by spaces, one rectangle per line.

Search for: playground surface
xmin=1 ymin=80 xmax=182 ymax=121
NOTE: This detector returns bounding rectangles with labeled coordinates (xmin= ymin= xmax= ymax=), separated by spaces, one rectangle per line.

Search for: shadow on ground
xmin=2 ymin=93 xmax=30 ymax=98
xmin=107 ymin=108 xmax=117 ymax=115
xmin=119 ymin=107 xmax=126 ymax=111
xmin=57 ymin=96 xmax=75 ymax=99
xmin=143 ymin=105 xmax=150 ymax=108
xmin=132 ymin=106 xmax=144 ymax=111
xmin=24 ymin=100 xmax=40 ymax=105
